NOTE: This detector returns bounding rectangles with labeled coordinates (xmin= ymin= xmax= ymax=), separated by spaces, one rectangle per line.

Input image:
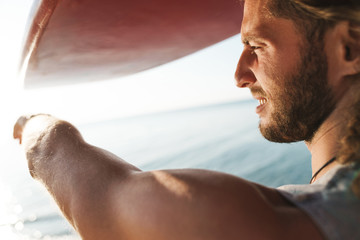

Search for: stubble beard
xmin=259 ymin=43 xmax=336 ymax=143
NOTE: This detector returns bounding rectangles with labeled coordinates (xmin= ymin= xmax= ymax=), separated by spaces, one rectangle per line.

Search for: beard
xmin=258 ymin=43 xmax=336 ymax=143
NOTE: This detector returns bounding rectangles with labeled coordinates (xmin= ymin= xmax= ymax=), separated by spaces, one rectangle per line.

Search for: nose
xmin=234 ymin=50 xmax=257 ymax=88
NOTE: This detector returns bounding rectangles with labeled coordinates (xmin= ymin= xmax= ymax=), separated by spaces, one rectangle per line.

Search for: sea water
xmin=0 ymin=100 xmax=311 ymax=239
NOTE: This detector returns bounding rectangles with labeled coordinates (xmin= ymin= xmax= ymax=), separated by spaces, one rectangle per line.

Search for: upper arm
xmin=83 ymin=169 xmax=325 ymax=240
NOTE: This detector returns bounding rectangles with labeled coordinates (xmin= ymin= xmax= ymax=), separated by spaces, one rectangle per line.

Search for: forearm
xmin=18 ymin=115 xmax=140 ymax=235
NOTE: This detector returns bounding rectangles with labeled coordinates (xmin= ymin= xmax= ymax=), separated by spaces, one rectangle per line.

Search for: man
xmin=13 ymin=0 xmax=360 ymax=239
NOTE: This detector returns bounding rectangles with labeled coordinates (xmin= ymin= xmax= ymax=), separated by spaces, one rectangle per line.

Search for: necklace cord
xmin=310 ymin=157 xmax=337 ymax=184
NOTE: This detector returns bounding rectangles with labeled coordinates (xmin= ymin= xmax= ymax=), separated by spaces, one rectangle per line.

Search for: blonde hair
xmin=268 ymin=0 xmax=360 ymax=197
xmin=338 ymin=80 xmax=360 ymax=197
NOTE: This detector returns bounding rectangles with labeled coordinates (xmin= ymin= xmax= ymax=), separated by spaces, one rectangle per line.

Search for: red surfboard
xmin=21 ymin=0 xmax=243 ymax=88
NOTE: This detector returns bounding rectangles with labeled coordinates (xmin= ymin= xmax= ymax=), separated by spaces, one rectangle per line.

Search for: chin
xmin=258 ymin=121 xmax=296 ymax=143
xmin=258 ymin=117 xmax=271 ymax=130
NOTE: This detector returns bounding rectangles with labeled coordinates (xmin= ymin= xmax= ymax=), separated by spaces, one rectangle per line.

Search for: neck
xmin=305 ymin=88 xmax=354 ymax=181
xmin=306 ymin=120 xmax=343 ymax=178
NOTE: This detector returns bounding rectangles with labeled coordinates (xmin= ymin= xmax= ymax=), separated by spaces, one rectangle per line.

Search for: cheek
xmin=261 ymin=48 xmax=300 ymax=82
xmin=257 ymin=54 xmax=285 ymax=92
xmin=262 ymin=41 xmax=301 ymax=78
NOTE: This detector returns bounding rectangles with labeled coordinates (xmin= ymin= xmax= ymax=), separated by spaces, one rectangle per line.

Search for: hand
xmin=13 ymin=115 xmax=31 ymax=144
xmin=13 ymin=114 xmax=51 ymax=144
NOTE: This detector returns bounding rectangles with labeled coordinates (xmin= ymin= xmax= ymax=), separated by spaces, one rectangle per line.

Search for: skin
xmin=13 ymin=0 xmax=360 ymax=239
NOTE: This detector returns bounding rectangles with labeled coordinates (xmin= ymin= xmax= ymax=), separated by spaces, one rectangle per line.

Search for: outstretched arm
xmin=14 ymin=114 xmax=323 ymax=240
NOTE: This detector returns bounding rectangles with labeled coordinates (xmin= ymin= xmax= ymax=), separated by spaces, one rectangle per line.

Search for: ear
xmin=346 ymin=23 xmax=360 ymax=73
xmin=328 ymin=21 xmax=360 ymax=78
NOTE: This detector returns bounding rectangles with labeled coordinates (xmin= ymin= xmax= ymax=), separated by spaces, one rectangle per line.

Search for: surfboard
xmin=20 ymin=0 xmax=243 ymax=88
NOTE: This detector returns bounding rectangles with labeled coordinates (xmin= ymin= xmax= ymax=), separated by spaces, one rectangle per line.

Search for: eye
xmin=250 ymin=45 xmax=261 ymax=51
xmin=250 ymin=45 xmax=261 ymax=54
xmin=242 ymin=40 xmax=261 ymax=54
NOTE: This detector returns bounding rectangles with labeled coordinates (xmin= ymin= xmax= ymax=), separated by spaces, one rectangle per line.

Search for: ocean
xmin=0 ymin=100 xmax=311 ymax=239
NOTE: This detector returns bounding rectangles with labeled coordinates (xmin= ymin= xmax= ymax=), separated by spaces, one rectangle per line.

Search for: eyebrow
xmin=241 ymin=25 xmax=274 ymax=45
xmin=241 ymin=35 xmax=257 ymax=44
xmin=241 ymin=35 xmax=269 ymax=45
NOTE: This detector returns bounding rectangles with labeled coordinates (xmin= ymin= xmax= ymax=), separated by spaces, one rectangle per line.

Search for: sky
xmin=0 ymin=0 xmax=250 ymax=142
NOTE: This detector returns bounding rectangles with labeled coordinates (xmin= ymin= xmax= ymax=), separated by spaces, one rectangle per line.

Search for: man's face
xmin=235 ymin=0 xmax=335 ymax=143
